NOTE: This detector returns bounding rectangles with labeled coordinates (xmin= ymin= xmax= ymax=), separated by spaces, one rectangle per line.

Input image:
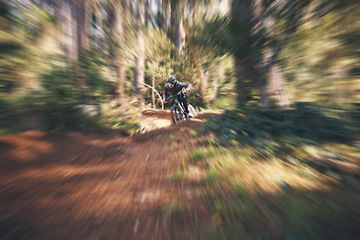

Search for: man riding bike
xmin=163 ymin=76 xmax=192 ymax=115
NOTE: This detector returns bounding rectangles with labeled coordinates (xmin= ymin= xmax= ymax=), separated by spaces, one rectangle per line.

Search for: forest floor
xmin=0 ymin=111 xmax=218 ymax=240
xmin=1 ymin=111 xmax=360 ymax=240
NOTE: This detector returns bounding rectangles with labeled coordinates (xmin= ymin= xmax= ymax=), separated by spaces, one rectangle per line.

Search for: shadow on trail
xmin=0 ymin=132 xmax=128 ymax=171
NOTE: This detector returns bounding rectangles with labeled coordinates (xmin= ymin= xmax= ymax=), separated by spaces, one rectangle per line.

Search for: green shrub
xmin=202 ymin=103 xmax=358 ymax=147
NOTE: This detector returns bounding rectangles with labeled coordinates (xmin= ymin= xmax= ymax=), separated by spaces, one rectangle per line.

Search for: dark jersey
xmin=163 ymin=81 xmax=192 ymax=100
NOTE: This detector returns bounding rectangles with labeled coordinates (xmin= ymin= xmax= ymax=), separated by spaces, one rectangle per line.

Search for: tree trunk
xmin=75 ymin=0 xmax=89 ymax=54
xmin=254 ymin=0 xmax=290 ymax=108
xmin=231 ymin=0 xmax=253 ymax=107
xmin=72 ymin=0 xmax=90 ymax=89
xmin=182 ymin=10 xmax=208 ymax=104
xmin=60 ymin=1 xmax=76 ymax=60
xmin=152 ymin=75 xmax=155 ymax=108
xmin=235 ymin=57 xmax=246 ymax=106
xmin=175 ymin=18 xmax=185 ymax=61
xmin=260 ymin=85 xmax=269 ymax=109
xmin=174 ymin=0 xmax=187 ymax=61
xmin=118 ymin=58 xmax=126 ymax=104
xmin=113 ymin=1 xmax=126 ymax=105
xmin=133 ymin=0 xmax=146 ymax=102
xmin=267 ymin=65 xmax=290 ymax=107
xmin=191 ymin=49 xmax=207 ymax=101
xmin=170 ymin=0 xmax=177 ymax=44
xmin=145 ymin=0 xmax=152 ymax=28
xmin=163 ymin=0 xmax=171 ymax=37
xmin=134 ymin=34 xmax=145 ymax=98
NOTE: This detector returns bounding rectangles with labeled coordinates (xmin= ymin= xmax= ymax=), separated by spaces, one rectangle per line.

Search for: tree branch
xmin=139 ymin=81 xmax=164 ymax=110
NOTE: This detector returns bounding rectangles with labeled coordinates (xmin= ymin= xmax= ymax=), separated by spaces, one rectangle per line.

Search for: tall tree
xmin=111 ymin=0 xmax=128 ymax=105
xmin=74 ymin=0 xmax=90 ymax=55
xmin=183 ymin=15 xmax=207 ymax=103
xmin=229 ymin=0 xmax=292 ymax=108
xmin=162 ymin=0 xmax=171 ymax=37
xmin=230 ymin=0 xmax=256 ymax=106
xmin=175 ymin=0 xmax=187 ymax=61
xmin=168 ymin=0 xmax=187 ymax=61
xmin=253 ymin=0 xmax=290 ymax=108
xmin=133 ymin=0 xmax=146 ymax=102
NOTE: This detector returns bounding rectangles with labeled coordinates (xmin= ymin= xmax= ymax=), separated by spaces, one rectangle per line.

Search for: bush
xmin=43 ymin=100 xmax=82 ymax=130
xmin=202 ymin=103 xmax=359 ymax=147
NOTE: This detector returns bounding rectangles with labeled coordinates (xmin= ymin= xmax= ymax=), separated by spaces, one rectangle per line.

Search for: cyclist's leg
xmin=180 ymin=100 xmax=189 ymax=120
xmin=183 ymin=99 xmax=189 ymax=113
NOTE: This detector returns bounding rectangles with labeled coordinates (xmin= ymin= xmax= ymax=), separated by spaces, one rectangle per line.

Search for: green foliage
xmin=200 ymin=103 xmax=359 ymax=185
xmin=144 ymin=29 xmax=176 ymax=107
xmin=0 ymin=92 xmax=140 ymax=134
xmin=0 ymin=1 xmax=60 ymax=94
xmin=203 ymin=188 xmax=360 ymax=240
xmin=202 ymin=103 xmax=358 ymax=147
xmin=33 ymin=48 xmax=117 ymax=131
xmin=190 ymin=145 xmax=219 ymax=163
xmin=189 ymin=148 xmax=206 ymax=163
xmin=170 ymin=145 xmax=178 ymax=152
xmin=188 ymin=0 xmax=360 ymax=108
xmin=171 ymin=161 xmax=190 ymax=181
xmin=169 ymin=134 xmax=182 ymax=142
xmin=0 ymin=96 xmax=34 ymax=130
xmin=43 ymin=100 xmax=83 ymax=130
xmin=171 ymin=167 xmax=189 ymax=181
xmin=98 ymin=116 xmax=139 ymax=134
xmin=38 ymin=57 xmax=99 ymax=130
xmin=78 ymin=49 xmax=111 ymax=98
xmin=189 ymin=130 xmax=198 ymax=137
xmin=1 ymin=0 xmax=359 ymax=133
xmin=0 ymin=92 xmax=96 ymax=132
xmin=41 ymin=58 xmax=79 ymax=99
xmin=273 ymin=1 xmax=360 ymax=108
xmin=171 ymin=168 xmax=183 ymax=181
xmin=0 ymin=51 xmax=139 ymax=134
xmin=206 ymin=167 xmax=221 ymax=185
xmin=162 ymin=197 xmax=186 ymax=219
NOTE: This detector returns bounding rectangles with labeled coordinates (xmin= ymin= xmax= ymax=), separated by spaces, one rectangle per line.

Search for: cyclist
xmin=163 ymin=76 xmax=192 ymax=115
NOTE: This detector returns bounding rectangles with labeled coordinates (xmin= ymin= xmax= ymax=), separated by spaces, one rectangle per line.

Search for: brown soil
xmin=0 ymin=112 xmax=216 ymax=240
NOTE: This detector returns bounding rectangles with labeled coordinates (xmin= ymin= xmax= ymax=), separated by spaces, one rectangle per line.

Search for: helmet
xmin=167 ymin=76 xmax=177 ymax=84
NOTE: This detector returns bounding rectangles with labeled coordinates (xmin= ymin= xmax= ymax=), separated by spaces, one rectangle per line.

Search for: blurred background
xmin=0 ymin=0 xmax=359 ymax=132
xmin=1 ymin=0 xmax=360 ymax=239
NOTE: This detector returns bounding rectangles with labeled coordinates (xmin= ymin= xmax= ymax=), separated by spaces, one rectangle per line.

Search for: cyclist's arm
xmin=178 ymin=82 xmax=192 ymax=91
xmin=163 ymin=85 xmax=169 ymax=100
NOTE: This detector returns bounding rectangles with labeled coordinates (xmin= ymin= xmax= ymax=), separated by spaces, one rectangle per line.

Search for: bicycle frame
xmin=174 ymin=96 xmax=187 ymax=116
xmin=166 ymin=91 xmax=189 ymax=123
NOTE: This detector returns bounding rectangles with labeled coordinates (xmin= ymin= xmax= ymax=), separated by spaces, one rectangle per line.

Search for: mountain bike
xmin=165 ymin=89 xmax=197 ymax=124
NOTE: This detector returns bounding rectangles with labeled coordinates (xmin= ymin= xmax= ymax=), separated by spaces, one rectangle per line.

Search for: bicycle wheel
xmin=171 ymin=105 xmax=182 ymax=124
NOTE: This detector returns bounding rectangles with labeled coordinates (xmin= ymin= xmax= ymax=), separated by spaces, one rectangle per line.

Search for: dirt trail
xmin=0 ymin=112 xmax=216 ymax=240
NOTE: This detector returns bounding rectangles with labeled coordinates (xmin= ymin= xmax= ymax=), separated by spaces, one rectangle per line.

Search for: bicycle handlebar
xmin=165 ymin=89 xmax=188 ymax=102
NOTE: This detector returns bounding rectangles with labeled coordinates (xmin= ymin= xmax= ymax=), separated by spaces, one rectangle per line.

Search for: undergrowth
xmin=193 ymin=103 xmax=360 ymax=239
xmin=202 ymin=103 xmax=358 ymax=147
xmin=0 ymin=95 xmax=140 ymax=135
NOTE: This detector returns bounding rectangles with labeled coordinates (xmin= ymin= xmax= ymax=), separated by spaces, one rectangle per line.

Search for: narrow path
xmin=0 ymin=112 xmax=216 ymax=240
